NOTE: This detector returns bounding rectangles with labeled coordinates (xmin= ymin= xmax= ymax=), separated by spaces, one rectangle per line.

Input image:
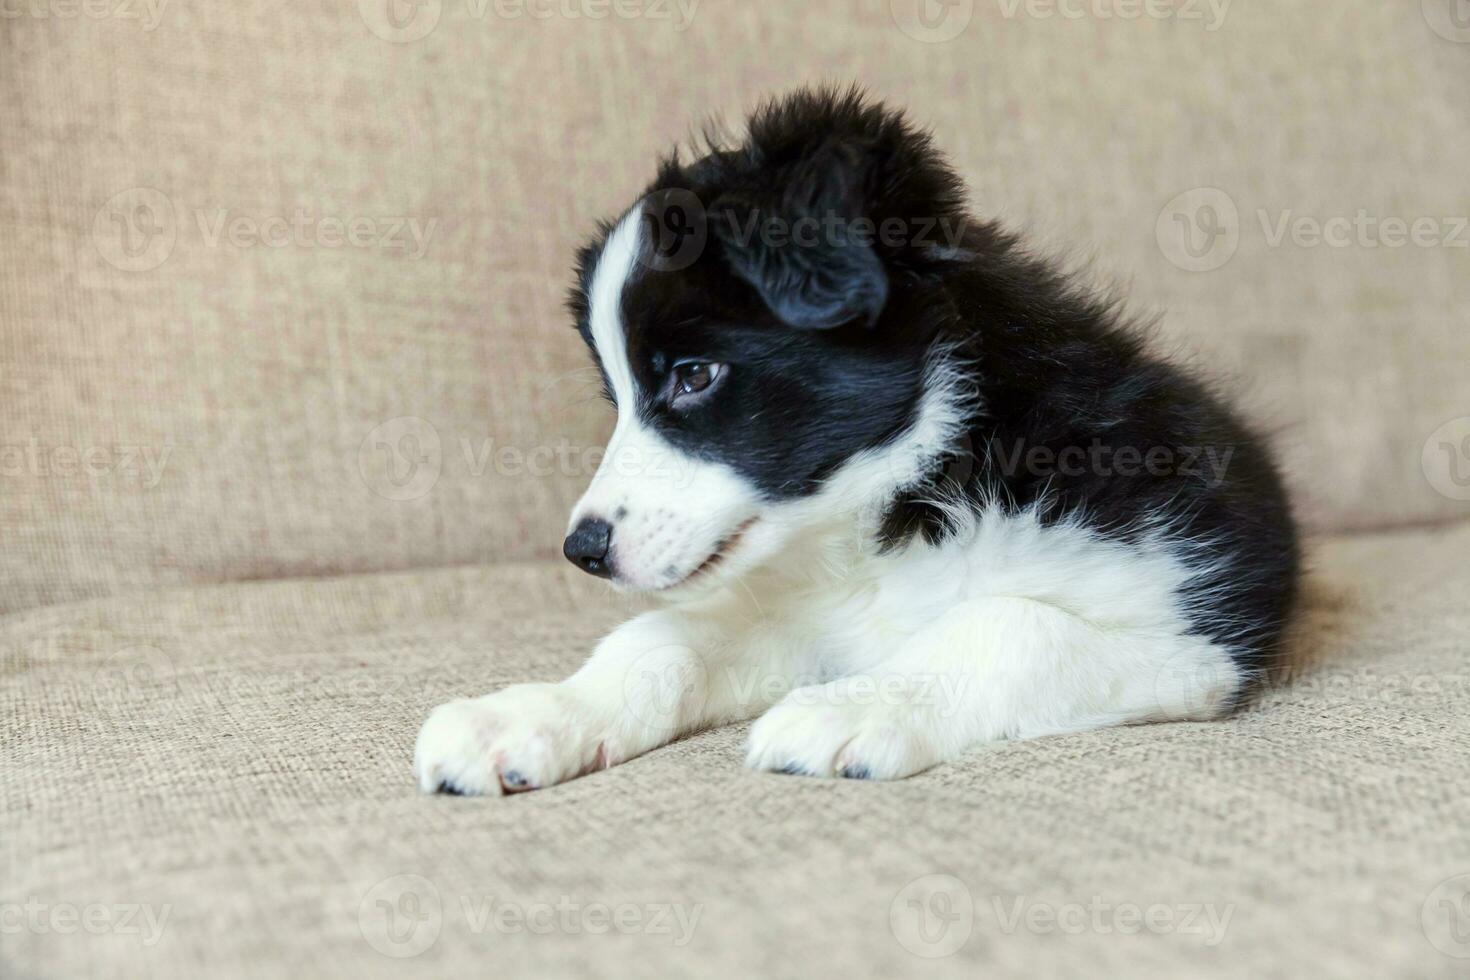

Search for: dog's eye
xmin=669 ymin=361 xmax=725 ymax=408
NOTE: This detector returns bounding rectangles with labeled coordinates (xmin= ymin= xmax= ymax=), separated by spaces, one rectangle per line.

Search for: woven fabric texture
xmin=6 ymin=523 xmax=1470 ymax=978
xmin=4 ymin=3 xmax=1470 ymax=978
xmin=2 ymin=1 xmax=1468 ymax=611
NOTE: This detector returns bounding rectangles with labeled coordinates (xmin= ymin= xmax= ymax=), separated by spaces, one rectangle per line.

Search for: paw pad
xmin=500 ymin=769 xmax=534 ymax=793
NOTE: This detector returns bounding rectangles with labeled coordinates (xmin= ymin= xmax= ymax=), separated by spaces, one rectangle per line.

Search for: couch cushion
xmin=5 ymin=521 xmax=1470 ymax=978
xmin=3 ymin=3 xmax=1469 ymax=613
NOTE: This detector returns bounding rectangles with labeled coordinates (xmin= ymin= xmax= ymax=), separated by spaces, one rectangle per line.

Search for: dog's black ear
xmin=711 ymin=139 xmax=888 ymax=330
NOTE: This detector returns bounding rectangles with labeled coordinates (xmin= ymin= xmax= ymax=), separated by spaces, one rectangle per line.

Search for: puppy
xmin=415 ymin=87 xmax=1299 ymax=795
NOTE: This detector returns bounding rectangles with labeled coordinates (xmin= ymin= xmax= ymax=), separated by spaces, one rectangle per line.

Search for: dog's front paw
xmin=745 ymin=681 xmax=945 ymax=781
xmin=414 ymin=684 xmax=604 ymax=796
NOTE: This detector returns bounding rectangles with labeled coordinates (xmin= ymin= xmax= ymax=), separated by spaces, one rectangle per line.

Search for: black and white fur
xmin=415 ymin=88 xmax=1299 ymax=794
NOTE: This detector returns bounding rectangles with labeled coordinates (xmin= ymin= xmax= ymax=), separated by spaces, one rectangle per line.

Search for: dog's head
xmin=563 ymin=88 xmax=974 ymax=595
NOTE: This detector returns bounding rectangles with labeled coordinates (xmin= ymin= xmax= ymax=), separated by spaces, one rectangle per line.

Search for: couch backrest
xmin=3 ymin=1 xmax=1468 ymax=613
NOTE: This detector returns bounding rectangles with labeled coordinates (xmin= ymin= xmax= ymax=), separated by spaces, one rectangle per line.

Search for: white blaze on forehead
xmin=587 ymin=208 xmax=646 ymax=411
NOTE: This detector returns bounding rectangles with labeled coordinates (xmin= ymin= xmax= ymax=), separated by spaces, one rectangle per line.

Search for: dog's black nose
xmin=563 ymin=517 xmax=614 ymax=578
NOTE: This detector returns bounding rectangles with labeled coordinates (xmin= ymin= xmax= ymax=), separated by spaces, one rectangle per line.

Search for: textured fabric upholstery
xmin=4 ymin=3 xmax=1469 ymax=977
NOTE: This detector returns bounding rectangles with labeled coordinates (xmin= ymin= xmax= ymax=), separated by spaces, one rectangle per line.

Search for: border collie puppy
xmin=415 ymin=87 xmax=1299 ymax=795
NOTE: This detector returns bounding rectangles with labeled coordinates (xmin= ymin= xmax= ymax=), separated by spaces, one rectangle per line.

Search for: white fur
xmin=413 ymin=219 xmax=1241 ymax=794
xmin=568 ymin=209 xmax=762 ymax=592
xmin=585 ymin=209 xmax=642 ymax=412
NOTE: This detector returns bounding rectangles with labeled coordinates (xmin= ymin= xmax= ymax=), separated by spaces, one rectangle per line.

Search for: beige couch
xmin=4 ymin=3 xmax=1469 ymax=977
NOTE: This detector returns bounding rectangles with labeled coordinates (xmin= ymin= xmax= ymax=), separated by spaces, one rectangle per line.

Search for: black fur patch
xmin=567 ymin=86 xmax=1299 ymax=670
